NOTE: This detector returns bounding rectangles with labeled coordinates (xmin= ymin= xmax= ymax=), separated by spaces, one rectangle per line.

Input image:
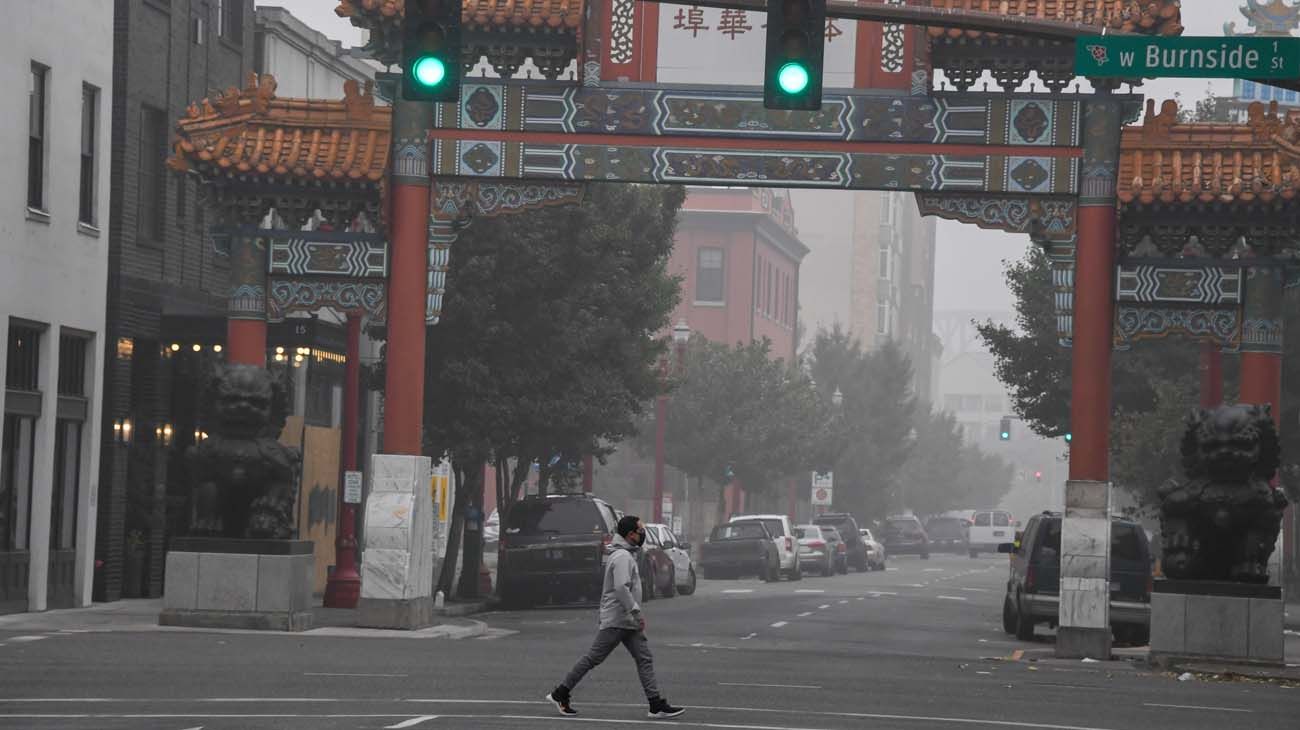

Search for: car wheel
xmin=1014 ymin=597 xmax=1035 ymax=641
xmin=680 ymin=568 xmax=697 ymax=596
xmin=969 ymin=549 xmax=979 ymax=559
xmin=822 ymin=560 xmax=833 ymax=578
xmin=643 ymin=568 xmax=655 ymax=601
xmin=663 ymin=566 xmax=677 ymax=598
xmin=838 ymin=561 xmax=848 ymax=575
xmin=1001 ymin=597 xmax=1017 ymax=635
xmin=790 ymin=562 xmax=803 ymax=581
xmin=762 ymin=561 xmax=778 ymax=582
xmin=921 ymin=552 xmax=930 ymax=560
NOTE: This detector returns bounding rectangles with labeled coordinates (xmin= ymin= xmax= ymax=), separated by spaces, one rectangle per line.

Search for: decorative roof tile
xmin=1118 ymin=98 xmax=1300 ymax=205
xmin=337 ymin=0 xmax=584 ymax=63
xmin=926 ymin=0 xmax=1184 ymax=38
xmin=169 ymin=74 xmax=391 ymax=185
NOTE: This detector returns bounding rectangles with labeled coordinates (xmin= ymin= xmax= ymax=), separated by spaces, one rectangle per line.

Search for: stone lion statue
xmin=1157 ymin=404 xmax=1288 ymax=583
xmin=188 ymin=364 xmax=300 ymax=539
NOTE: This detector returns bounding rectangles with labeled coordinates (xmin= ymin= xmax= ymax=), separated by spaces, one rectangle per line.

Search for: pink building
xmin=668 ymin=188 xmax=808 ymax=364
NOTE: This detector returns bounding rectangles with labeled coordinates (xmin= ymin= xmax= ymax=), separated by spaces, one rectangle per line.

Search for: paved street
xmin=2 ymin=554 xmax=1298 ymax=730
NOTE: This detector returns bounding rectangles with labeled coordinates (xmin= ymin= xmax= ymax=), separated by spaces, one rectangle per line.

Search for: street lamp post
xmin=654 ymin=320 xmax=691 ymax=524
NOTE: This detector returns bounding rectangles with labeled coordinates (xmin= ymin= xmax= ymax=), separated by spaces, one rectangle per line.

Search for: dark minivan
xmin=923 ymin=516 xmax=971 ymax=556
xmin=999 ymin=512 xmax=1152 ymax=645
xmin=497 ymin=494 xmax=620 ymax=608
xmin=812 ymin=512 xmax=870 ymax=571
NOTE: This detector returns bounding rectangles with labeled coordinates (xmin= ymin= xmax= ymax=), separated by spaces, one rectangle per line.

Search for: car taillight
xmin=808 ymin=540 xmax=826 ymax=550
xmin=785 ymin=537 xmax=793 ymax=552
xmin=837 ymin=543 xmax=846 ymax=554
xmin=1026 ymin=564 xmax=1037 ymax=593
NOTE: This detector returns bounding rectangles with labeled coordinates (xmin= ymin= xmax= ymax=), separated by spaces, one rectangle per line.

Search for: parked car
xmin=812 ymin=512 xmax=870 ymax=571
xmin=924 ymin=516 xmax=971 ymax=556
xmin=882 ymin=515 xmax=930 ymax=559
xmin=637 ymin=523 xmax=679 ymax=599
xmin=795 ymin=524 xmax=837 ymax=577
xmin=860 ymin=528 xmax=886 ymax=570
xmin=999 ymin=512 xmax=1152 ymax=645
xmin=497 ymin=494 xmax=621 ymax=608
xmin=646 ymin=523 xmax=697 ymax=596
xmin=730 ymin=514 xmax=801 ymax=580
xmin=699 ymin=522 xmax=780 ymax=581
xmin=969 ymin=509 xmax=1017 ymax=557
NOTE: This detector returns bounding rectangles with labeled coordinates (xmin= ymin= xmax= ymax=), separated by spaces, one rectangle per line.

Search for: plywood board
xmin=299 ymin=425 xmax=341 ymax=594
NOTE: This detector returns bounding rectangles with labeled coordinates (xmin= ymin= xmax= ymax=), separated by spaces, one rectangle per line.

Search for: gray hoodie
xmin=598 ymin=534 xmax=643 ymax=630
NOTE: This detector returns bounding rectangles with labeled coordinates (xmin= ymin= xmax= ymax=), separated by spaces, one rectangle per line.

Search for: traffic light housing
xmin=999 ymin=416 xmax=1011 ymax=441
xmin=402 ymin=0 xmax=461 ymax=102
xmin=764 ymin=0 xmax=826 ymax=110
xmin=1064 ymin=432 xmax=1072 ymax=444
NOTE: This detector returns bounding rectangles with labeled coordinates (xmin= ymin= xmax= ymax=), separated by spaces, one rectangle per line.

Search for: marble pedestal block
xmin=358 ymin=454 xmax=434 ymax=629
xmin=1057 ymin=480 xmax=1112 ymax=660
xmin=159 ymin=538 xmax=314 ymax=631
xmin=1150 ymin=580 xmax=1284 ymax=667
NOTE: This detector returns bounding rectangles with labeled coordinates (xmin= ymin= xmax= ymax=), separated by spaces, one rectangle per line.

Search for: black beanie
xmin=617 ymin=515 xmax=641 ymax=538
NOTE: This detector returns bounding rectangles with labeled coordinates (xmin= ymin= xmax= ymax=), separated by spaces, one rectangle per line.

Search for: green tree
xmin=422 ymin=183 xmax=684 ymax=598
xmin=805 ymin=327 xmax=917 ymax=522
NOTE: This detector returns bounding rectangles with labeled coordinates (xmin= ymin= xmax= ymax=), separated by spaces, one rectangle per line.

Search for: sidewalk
xmin=0 ymin=598 xmax=501 ymax=640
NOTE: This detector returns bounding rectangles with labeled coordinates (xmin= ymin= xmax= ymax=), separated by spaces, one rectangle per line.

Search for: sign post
xmin=1076 ymin=36 xmax=1300 ymax=79
xmin=811 ymin=471 xmax=834 ymax=510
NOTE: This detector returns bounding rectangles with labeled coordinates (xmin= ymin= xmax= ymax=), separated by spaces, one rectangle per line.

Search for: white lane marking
xmin=905 ymin=583 xmax=926 ymax=588
xmin=178 ymin=726 xmax=204 ymax=730
xmin=797 ymin=612 xmax=813 ymax=617
xmin=868 ymin=591 xmax=898 ymax=597
xmin=794 ymin=589 xmax=824 ymax=594
xmin=741 ymin=632 xmax=758 ymax=640
xmin=817 ymin=604 xmax=830 ymax=609
xmin=838 ymin=600 xmax=848 ymax=604
xmin=937 ymin=596 xmax=969 ymax=602
xmin=0 ymin=703 xmax=1140 ymax=730
xmin=1143 ymin=703 xmax=1251 ymax=714
xmin=305 ymin=673 xmax=408 ymax=678
xmin=718 ymin=682 xmax=821 ymax=690
xmin=386 ymin=716 xmax=441 ymax=728
xmin=8 ymin=635 xmax=47 ymax=643
xmin=958 ymin=587 xmax=991 ymax=593
xmin=770 ymin=621 xmax=788 ymax=628
xmin=856 ymin=597 xmax=865 ymax=601
xmin=723 ymin=589 xmax=754 ymax=594
xmin=923 ymin=568 xmax=945 ymax=572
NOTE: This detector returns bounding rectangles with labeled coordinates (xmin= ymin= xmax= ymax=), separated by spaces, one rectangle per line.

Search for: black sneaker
xmin=647 ymin=698 xmax=685 ymax=719
xmin=546 ymin=686 xmax=577 ymax=716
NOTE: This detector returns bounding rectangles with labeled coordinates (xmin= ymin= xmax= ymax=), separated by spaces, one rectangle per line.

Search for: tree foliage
xmin=658 ymin=336 xmax=832 ymax=515
xmin=420 ymin=183 xmax=684 ymax=596
xmin=805 ymin=327 xmax=917 ymax=521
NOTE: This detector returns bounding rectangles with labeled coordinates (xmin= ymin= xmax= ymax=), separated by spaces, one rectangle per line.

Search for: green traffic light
xmin=777 ymin=62 xmax=811 ymax=95
xmin=412 ymin=56 xmax=447 ymax=88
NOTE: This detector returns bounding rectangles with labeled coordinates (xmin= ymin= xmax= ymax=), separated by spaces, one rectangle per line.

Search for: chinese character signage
xmin=658 ymin=5 xmax=857 ymax=87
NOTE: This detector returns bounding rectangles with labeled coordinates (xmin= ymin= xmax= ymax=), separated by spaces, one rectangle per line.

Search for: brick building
xmin=96 ymin=0 xmax=256 ymax=602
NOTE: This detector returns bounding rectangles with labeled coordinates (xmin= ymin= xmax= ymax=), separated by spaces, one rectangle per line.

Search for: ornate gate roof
xmin=925 ymin=0 xmax=1184 ymax=38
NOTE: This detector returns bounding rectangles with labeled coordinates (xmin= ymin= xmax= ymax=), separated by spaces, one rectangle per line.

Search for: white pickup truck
xmin=730 ymin=514 xmax=802 ymax=581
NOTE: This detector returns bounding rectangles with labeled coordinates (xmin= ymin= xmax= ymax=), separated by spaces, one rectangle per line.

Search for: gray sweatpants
xmin=562 ymin=627 xmax=660 ymax=701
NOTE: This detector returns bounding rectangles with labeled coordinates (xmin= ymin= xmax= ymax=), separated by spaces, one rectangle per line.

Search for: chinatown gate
xmin=169 ymin=0 xmax=1294 ymax=656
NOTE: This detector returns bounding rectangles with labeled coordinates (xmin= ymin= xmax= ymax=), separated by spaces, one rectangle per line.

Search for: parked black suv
xmin=497 ymin=494 xmax=620 ymax=609
xmin=999 ymin=512 xmax=1153 ymax=645
xmin=812 ymin=513 xmax=870 ymax=571
xmin=882 ymin=515 xmax=930 ymax=559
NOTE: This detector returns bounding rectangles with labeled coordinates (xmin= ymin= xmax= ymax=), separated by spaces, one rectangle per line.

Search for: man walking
xmin=547 ymin=515 xmax=685 ymax=719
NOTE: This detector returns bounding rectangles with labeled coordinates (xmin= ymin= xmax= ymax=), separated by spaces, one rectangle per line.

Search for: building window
xmin=28 ymin=63 xmax=48 ymax=211
xmin=696 ymin=247 xmax=724 ymax=303
xmin=138 ymin=106 xmax=168 ymax=243
xmin=983 ymin=395 xmax=1004 ymax=413
xmin=6 ymin=325 xmax=41 ymax=392
xmin=57 ymin=334 xmax=88 ymax=398
xmin=193 ymin=15 xmax=206 ymax=45
xmin=217 ymin=0 xmax=243 ymax=44
xmin=876 ymin=299 xmax=890 ymax=336
xmin=1 ymin=413 xmax=35 ymax=551
xmin=50 ymin=420 xmax=81 ymax=551
xmin=79 ymin=85 xmax=99 ymax=225
xmin=960 ymin=395 xmax=983 ymax=412
xmin=878 ymin=248 xmax=891 ymax=281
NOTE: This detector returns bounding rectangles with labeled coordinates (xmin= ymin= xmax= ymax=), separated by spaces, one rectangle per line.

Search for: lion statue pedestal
xmin=1151 ymin=405 xmax=1288 ymax=668
xmin=159 ymin=365 xmax=313 ymax=632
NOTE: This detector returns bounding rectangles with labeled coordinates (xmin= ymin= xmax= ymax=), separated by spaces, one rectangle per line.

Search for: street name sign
xmin=1075 ymin=36 xmax=1300 ymax=79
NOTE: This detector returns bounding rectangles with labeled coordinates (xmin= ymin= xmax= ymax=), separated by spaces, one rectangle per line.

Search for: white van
xmin=968 ymin=510 xmax=1016 ymax=557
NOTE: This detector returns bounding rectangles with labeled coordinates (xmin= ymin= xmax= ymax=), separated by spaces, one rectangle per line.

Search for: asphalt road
xmin=2 ymin=553 xmax=1298 ymax=730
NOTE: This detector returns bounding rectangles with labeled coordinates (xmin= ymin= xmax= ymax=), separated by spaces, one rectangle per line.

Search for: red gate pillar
xmin=1058 ymin=96 xmax=1123 ymax=660
xmin=383 ymin=99 xmax=434 ymax=455
xmin=1199 ymin=342 xmax=1224 ymax=409
xmin=324 ymin=314 xmax=363 ymax=608
xmin=227 ymin=237 xmax=268 ymax=366
xmin=1238 ymin=265 xmax=1287 ymax=578
xmin=653 ymin=393 xmax=667 ymax=522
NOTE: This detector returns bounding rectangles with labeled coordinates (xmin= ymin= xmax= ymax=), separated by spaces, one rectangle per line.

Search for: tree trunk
xmin=457 ymin=464 xmax=486 ymax=599
xmin=437 ymin=463 xmax=475 ymax=598
xmin=715 ymin=481 xmax=729 ymax=526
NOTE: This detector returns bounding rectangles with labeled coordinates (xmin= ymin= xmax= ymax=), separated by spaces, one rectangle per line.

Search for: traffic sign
xmin=812 ymin=486 xmax=833 ymax=506
xmin=343 ymin=471 xmax=363 ymax=504
xmin=1075 ymin=36 xmax=1300 ymax=79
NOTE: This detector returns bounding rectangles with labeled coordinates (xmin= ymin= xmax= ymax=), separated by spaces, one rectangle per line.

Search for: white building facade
xmin=0 ymin=1 xmax=113 ymax=612
xmin=255 ymin=6 xmax=382 ymax=100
